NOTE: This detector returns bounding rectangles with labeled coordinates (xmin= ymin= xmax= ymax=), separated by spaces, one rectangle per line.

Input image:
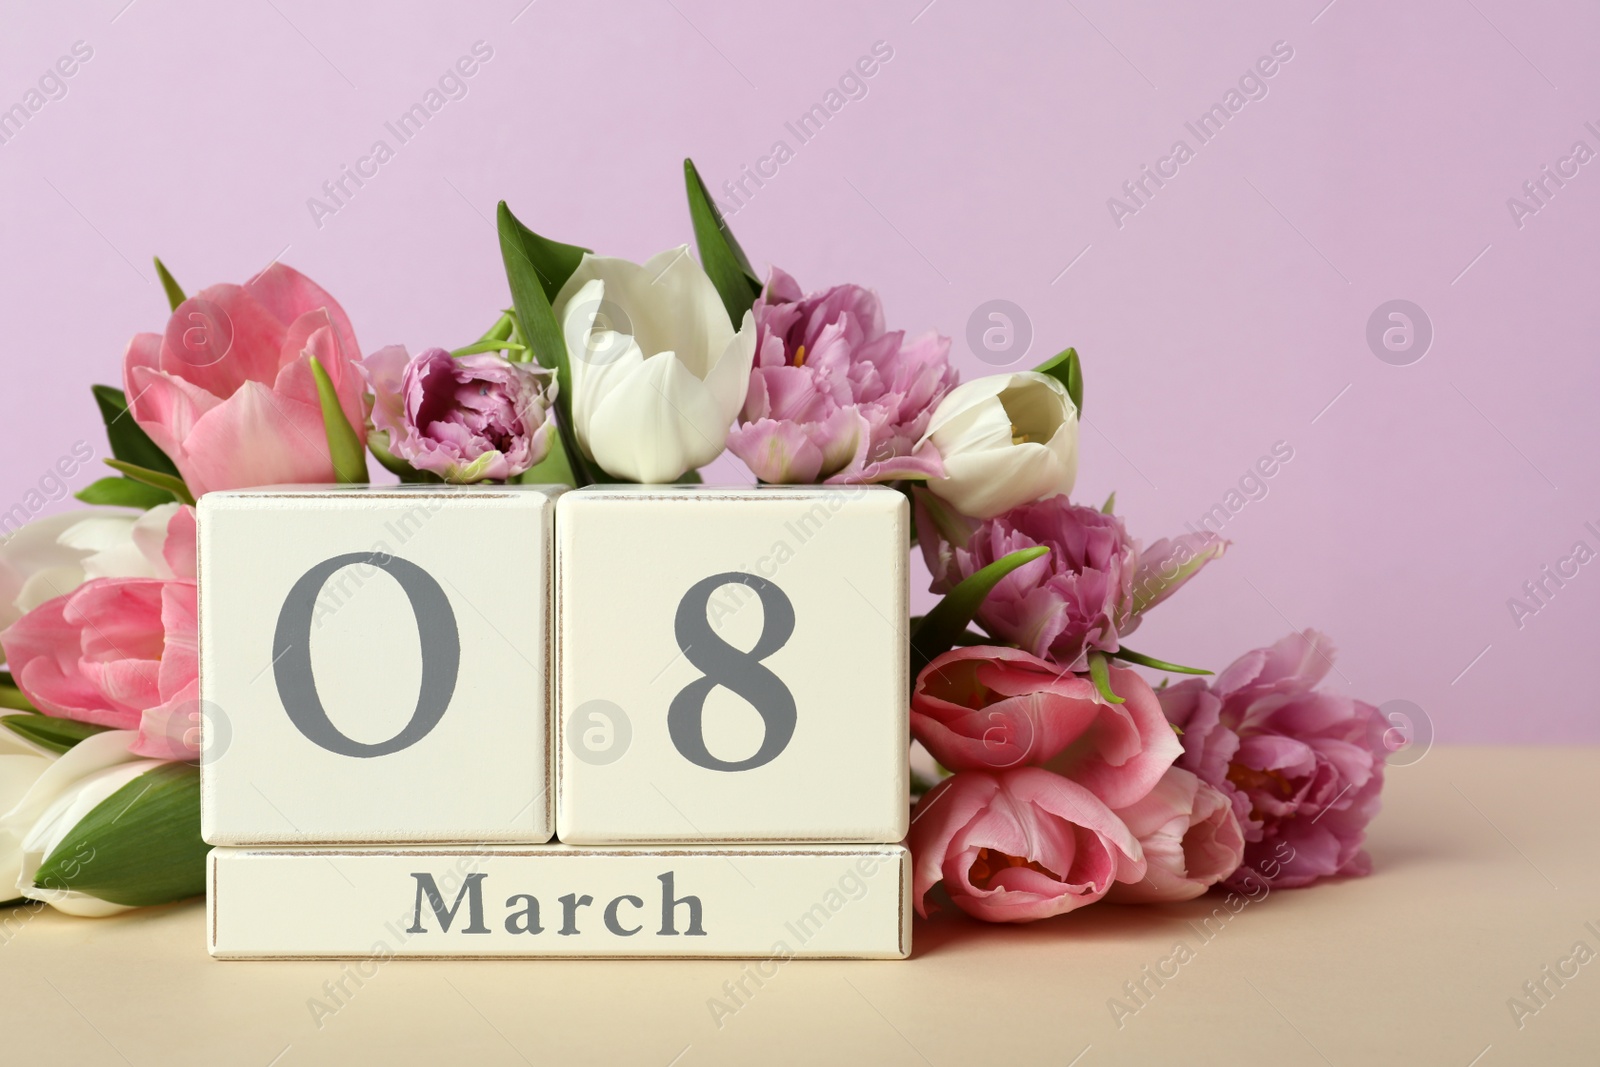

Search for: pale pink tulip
xmin=359 ymin=346 xmax=556 ymax=482
xmin=908 ymin=767 xmax=1144 ymax=923
xmin=727 ymin=268 xmax=957 ymax=484
xmin=912 ymin=647 xmax=1180 ymax=809
xmin=123 ymin=263 xmax=366 ymax=495
xmin=0 ymin=508 xmax=198 ymax=759
xmin=917 ymin=490 xmax=1226 ymax=671
xmin=1106 ymin=766 xmax=1245 ymax=903
xmin=1162 ymin=630 xmax=1385 ymax=889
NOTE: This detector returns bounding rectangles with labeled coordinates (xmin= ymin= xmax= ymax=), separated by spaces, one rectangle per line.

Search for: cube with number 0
xmin=556 ymin=486 xmax=909 ymax=844
xmin=199 ymin=486 xmax=560 ymax=845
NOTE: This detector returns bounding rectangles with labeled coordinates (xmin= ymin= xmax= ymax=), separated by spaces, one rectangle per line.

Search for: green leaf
xmin=308 ymin=355 xmax=367 ymax=485
xmin=910 ymin=546 xmax=1049 ymax=675
xmin=449 ymin=339 xmax=528 ymax=358
xmin=1100 ymin=491 xmax=1116 ymax=515
xmin=1108 ymin=648 xmax=1213 ymax=675
xmin=32 ymin=762 xmax=208 ymax=908
xmin=75 ymin=476 xmax=175 ymax=509
xmin=498 ymin=201 xmax=593 ymax=485
xmin=1088 ymin=651 xmax=1125 ymax=704
xmin=153 ymin=257 xmax=185 ymax=312
xmin=684 ymin=158 xmax=762 ymax=326
xmin=2 ymin=712 xmax=113 ymax=753
xmin=367 ymin=432 xmax=443 ymax=484
xmin=91 ymin=385 xmax=182 ymax=477
xmin=0 ymin=687 xmax=37 ymax=712
xmin=104 ymin=459 xmax=194 ymax=506
xmin=1033 ymin=346 xmax=1083 ymax=416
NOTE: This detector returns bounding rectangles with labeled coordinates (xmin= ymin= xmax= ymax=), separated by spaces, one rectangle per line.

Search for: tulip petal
xmin=124 ymin=362 xmax=222 ymax=478
xmin=700 ymin=310 xmax=758 ymax=426
xmin=162 ymin=284 xmax=288 ymax=398
xmin=725 ymin=418 xmax=825 ymax=483
xmin=357 ymin=345 xmax=413 ymax=440
xmin=179 ymin=380 xmax=334 ymax=493
xmin=587 ymin=351 xmax=727 ymax=482
xmin=558 ymin=248 xmax=734 ymax=379
xmin=246 ymin=261 xmax=361 ymax=374
xmin=907 ymin=773 xmax=997 ymax=916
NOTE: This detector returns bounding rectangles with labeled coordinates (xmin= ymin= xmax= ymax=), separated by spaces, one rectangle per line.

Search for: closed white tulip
xmin=919 ymin=371 xmax=1079 ymax=519
xmin=1 ymin=729 xmax=156 ymax=916
xmin=554 ymin=247 xmax=756 ymax=483
xmin=0 ymin=728 xmax=55 ymax=902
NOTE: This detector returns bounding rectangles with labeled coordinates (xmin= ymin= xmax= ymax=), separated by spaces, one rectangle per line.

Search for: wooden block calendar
xmin=199 ymin=485 xmax=910 ymax=959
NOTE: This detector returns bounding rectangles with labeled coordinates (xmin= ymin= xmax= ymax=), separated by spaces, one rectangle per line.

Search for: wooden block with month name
xmin=198 ymin=485 xmax=560 ymax=845
xmin=208 ymin=844 xmax=910 ymax=958
xmin=555 ymin=486 xmax=909 ymax=844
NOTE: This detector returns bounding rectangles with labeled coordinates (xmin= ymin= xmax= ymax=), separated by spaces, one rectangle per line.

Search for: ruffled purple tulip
xmin=1160 ymin=630 xmax=1385 ymax=890
xmin=726 ymin=268 xmax=958 ymax=484
xmin=358 ymin=346 xmax=557 ymax=483
xmin=916 ymin=490 xmax=1226 ymax=670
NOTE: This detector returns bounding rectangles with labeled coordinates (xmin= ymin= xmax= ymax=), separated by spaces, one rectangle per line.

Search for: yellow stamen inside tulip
xmin=1227 ymin=762 xmax=1295 ymax=799
xmin=793 ymin=344 xmax=808 ymax=367
xmin=970 ymin=848 xmax=1061 ymax=888
xmin=1011 ymin=425 xmax=1033 ymax=445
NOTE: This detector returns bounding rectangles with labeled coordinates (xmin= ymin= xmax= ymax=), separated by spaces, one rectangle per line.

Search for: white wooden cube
xmin=199 ymin=485 xmax=560 ymax=845
xmin=556 ymin=486 xmax=909 ymax=844
xmin=208 ymin=843 xmax=910 ymax=958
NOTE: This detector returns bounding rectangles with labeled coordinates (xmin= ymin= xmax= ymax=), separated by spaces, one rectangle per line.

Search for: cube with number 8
xmin=556 ymin=486 xmax=909 ymax=844
xmin=199 ymin=485 xmax=561 ymax=845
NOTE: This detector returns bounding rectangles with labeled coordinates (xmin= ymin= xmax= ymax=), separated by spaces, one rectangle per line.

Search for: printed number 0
xmin=273 ymin=553 xmax=460 ymax=757
xmin=668 ymin=572 xmax=796 ymax=772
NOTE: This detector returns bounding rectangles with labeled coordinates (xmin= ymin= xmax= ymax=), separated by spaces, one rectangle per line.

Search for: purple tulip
xmin=916 ymin=490 xmax=1226 ymax=670
xmin=726 ymin=268 xmax=958 ymax=484
xmin=1160 ymin=631 xmax=1386 ymax=890
xmin=358 ymin=346 xmax=557 ymax=483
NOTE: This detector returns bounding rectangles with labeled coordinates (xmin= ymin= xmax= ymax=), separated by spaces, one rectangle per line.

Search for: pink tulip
xmin=1105 ymin=766 xmax=1245 ymax=903
xmin=0 ymin=507 xmax=198 ymax=759
xmin=916 ymin=490 xmax=1226 ymax=670
xmin=908 ymin=767 xmax=1144 ymax=922
xmin=359 ymin=346 xmax=557 ymax=483
xmin=123 ymin=263 xmax=366 ymax=495
xmin=911 ymin=646 xmax=1181 ymax=808
xmin=1161 ymin=630 xmax=1385 ymax=889
xmin=726 ymin=267 xmax=958 ymax=484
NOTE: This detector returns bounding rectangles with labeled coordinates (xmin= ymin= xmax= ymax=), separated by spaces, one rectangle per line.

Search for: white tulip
xmin=0 ymin=728 xmax=55 ymax=902
xmin=0 ymin=504 xmax=181 ymax=629
xmin=0 ymin=729 xmax=156 ymax=916
xmin=919 ymin=371 xmax=1079 ymax=519
xmin=554 ymin=247 xmax=756 ymax=483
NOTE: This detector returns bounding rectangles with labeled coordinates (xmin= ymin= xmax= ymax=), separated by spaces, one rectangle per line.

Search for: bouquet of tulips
xmin=0 ymin=159 xmax=1387 ymax=921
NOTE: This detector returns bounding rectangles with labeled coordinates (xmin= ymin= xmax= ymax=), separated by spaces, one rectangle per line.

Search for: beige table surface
xmin=2 ymin=746 xmax=1596 ymax=1066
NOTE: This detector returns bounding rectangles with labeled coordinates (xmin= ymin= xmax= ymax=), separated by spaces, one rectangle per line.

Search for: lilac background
xmin=1 ymin=0 xmax=1595 ymax=741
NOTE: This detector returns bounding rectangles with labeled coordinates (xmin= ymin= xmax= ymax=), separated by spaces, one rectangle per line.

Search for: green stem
xmin=1088 ymin=651 xmax=1125 ymax=704
xmin=476 ymin=311 xmax=515 ymax=344
xmin=1108 ymin=648 xmax=1213 ymax=675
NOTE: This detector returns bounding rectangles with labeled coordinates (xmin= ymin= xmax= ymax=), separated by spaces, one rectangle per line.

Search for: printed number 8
xmin=668 ymin=572 xmax=797 ymax=772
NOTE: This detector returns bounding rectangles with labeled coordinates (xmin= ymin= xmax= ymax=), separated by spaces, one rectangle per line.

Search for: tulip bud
xmin=918 ymin=371 xmax=1078 ymax=519
xmin=554 ymin=248 xmax=757 ymax=483
xmin=1 ymin=730 xmax=155 ymax=915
